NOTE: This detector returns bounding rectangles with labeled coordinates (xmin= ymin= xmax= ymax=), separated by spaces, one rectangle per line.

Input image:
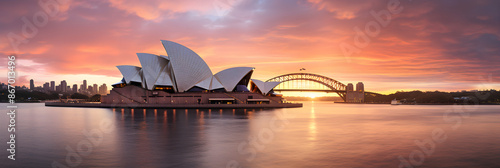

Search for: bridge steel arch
xmin=266 ymin=73 xmax=347 ymax=101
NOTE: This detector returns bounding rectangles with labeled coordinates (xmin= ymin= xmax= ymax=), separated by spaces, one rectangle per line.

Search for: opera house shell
xmin=101 ymin=40 xmax=289 ymax=106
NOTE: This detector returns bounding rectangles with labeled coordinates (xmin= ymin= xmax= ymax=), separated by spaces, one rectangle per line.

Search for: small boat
xmin=391 ymin=99 xmax=402 ymax=105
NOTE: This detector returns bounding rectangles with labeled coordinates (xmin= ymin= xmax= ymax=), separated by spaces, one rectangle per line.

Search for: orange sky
xmin=1 ymin=0 xmax=499 ymax=95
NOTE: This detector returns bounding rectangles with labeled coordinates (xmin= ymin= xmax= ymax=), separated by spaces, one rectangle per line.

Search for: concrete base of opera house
xmin=44 ymin=102 xmax=303 ymax=109
xmin=45 ymin=85 xmax=303 ymax=109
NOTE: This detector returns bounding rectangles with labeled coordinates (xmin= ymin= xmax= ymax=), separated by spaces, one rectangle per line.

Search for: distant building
xmin=88 ymin=86 xmax=93 ymax=94
xmin=72 ymin=84 xmax=78 ymax=93
xmin=61 ymin=80 xmax=67 ymax=92
xmin=93 ymin=84 xmax=98 ymax=95
xmin=50 ymin=81 xmax=55 ymax=91
xmin=30 ymin=79 xmax=34 ymax=90
xmin=43 ymin=82 xmax=50 ymax=91
xmin=59 ymin=80 xmax=68 ymax=92
xmin=56 ymin=85 xmax=61 ymax=92
xmin=83 ymin=80 xmax=87 ymax=92
xmin=99 ymin=84 xmax=107 ymax=95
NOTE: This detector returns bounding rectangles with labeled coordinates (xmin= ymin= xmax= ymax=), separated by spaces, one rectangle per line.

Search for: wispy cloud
xmin=0 ymin=0 xmax=498 ymax=93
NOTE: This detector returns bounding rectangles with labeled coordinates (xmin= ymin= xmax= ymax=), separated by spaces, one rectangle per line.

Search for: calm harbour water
xmin=1 ymin=102 xmax=499 ymax=168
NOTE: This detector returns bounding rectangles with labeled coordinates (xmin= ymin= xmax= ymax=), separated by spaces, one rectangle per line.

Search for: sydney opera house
xmin=100 ymin=40 xmax=300 ymax=108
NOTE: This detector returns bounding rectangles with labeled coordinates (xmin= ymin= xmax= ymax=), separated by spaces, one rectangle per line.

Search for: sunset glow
xmin=1 ymin=0 xmax=499 ymax=95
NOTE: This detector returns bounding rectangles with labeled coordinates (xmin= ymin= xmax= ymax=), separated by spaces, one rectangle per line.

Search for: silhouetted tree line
xmin=0 ymin=89 xmax=101 ymax=102
xmin=365 ymin=90 xmax=500 ymax=104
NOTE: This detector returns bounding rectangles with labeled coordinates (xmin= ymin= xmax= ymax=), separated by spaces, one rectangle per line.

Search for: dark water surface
xmin=1 ymin=102 xmax=499 ymax=168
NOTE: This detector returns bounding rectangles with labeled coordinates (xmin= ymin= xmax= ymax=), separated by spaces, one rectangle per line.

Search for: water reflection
xmin=1 ymin=103 xmax=500 ymax=168
xmin=100 ymin=107 xmax=259 ymax=168
xmin=309 ymin=102 xmax=317 ymax=141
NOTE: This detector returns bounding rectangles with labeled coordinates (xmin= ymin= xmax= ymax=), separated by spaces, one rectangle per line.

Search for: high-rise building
xmin=99 ymin=84 xmax=107 ymax=95
xmin=83 ymin=80 xmax=87 ymax=91
xmin=79 ymin=84 xmax=84 ymax=93
xmin=43 ymin=82 xmax=50 ymax=90
xmin=30 ymin=79 xmax=34 ymax=90
xmin=93 ymin=84 xmax=98 ymax=95
xmin=56 ymin=85 xmax=61 ymax=92
xmin=88 ymin=86 xmax=93 ymax=94
xmin=61 ymin=80 xmax=67 ymax=92
xmin=50 ymin=81 xmax=55 ymax=91
xmin=72 ymin=84 xmax=78 ymax=93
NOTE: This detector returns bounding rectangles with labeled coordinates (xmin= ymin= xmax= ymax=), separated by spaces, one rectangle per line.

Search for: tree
xmin=70 ymin=93 xmax=89 ymax=99
xmin=89 ymin=94 xmax=101 ymax=102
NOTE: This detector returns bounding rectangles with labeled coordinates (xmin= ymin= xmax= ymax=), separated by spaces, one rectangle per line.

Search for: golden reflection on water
xmin=6 ymin=103 xmax=500 ymax=168
xmin=199 ymin=111 xmax=205 ymax=129
xmin=154 ymin=109 xmax=157 ymax=119
xmin=309 ymin=103 xmax=317 ymax=141
xmin=173 ymin=110 xmax=176 ymax=123
xmin=163 ymin=110 xmax=167 ymax=124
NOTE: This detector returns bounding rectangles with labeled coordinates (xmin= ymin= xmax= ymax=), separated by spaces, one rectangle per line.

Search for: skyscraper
xmin=30 ymin=79 xmax=34 ymax=90
xmin=93 ymin=84 xmax=98 ymax=95
xmin=99 ymin=83 xmax=107 ymax=95
xmin=43 ymin=82 xmax=50 ymax=91
xmin=50 ymin=81 xmax=55 ymax=91
xmin=83 ymin=80 xmax=87 ymax=91
xmin=61 ymin=80 xmax=67 ymax=92
xmin=72 ymin=84 xmax=78 ymax=93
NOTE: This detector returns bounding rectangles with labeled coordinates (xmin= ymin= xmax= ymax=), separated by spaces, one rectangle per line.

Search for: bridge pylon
xmin=266 ymin=73 xmax=365 ymax=103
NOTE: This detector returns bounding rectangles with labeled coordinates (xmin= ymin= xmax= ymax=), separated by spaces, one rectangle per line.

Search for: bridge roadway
xmin=267 ymin=73 xmax=380 ymax=101
xmin=273 ymin=89 xmax=346 ymax=93
xmin=273 ymin=89 xmax=377 ymax=95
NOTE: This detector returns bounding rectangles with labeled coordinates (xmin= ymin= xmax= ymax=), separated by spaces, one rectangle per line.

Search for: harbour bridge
xmin=266 ymin=73 xmax=371 ymax=102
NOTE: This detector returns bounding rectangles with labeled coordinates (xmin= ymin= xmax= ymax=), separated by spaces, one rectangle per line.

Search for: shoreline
xmin=44 ymin=102 xmax=303 ymax=109
xmin=2 ymin=101 xmax=499 ymax=105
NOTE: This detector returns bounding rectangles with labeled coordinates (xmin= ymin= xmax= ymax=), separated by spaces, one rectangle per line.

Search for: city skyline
xmin=25 ymin=78 xmax=108 ymax=95
xmin=0 ymin=0 xmax=499 ymax=95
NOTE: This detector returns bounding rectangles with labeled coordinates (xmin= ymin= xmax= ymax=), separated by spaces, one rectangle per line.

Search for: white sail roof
xmin=251 ymin=79 xmax=281 ymax=95
xmin=161 ymin=40 xmax=213 ymax=92
xmin=210 ymin=76 xmax=224 ymax=90
xmin=214 ymin=67 xmax=254 ymax=92
xmin=155 ymin=68 xmax=173 ymax=86
xmin=195 ymin=76 xmax=211 ymax=90
xmin=194 ymin=76 xmax=226 ymax=90
xmin=116 ymin=65 xmax=143 ymax=84
xmin=159 ymin=55 xmax=169 ymax=60
xmin=137 ymin=53 xmax=173 ymax=90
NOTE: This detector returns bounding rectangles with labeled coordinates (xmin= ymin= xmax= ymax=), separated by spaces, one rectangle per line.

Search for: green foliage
xmin=89 ymin=94 xmax=101 ymax=102
xmin=0 ymin=89 xmax=58 ymax=102
xmin=70 ymin=93 xmax=89 ymax=99
xmin=365 ymin=90 xmax=500 ymax=104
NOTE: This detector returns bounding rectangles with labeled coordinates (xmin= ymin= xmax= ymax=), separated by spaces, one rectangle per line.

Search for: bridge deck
xmin=274 ymin=89 xmax=346 ymax=93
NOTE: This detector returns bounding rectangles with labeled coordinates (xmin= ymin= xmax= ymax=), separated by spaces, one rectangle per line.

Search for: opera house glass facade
xmin=101 ymin=40 xmax=284 ymax=105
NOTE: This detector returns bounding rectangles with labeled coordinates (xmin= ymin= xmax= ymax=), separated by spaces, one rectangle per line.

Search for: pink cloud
xmin=0 ymin=0 xmax=498 ymax=93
